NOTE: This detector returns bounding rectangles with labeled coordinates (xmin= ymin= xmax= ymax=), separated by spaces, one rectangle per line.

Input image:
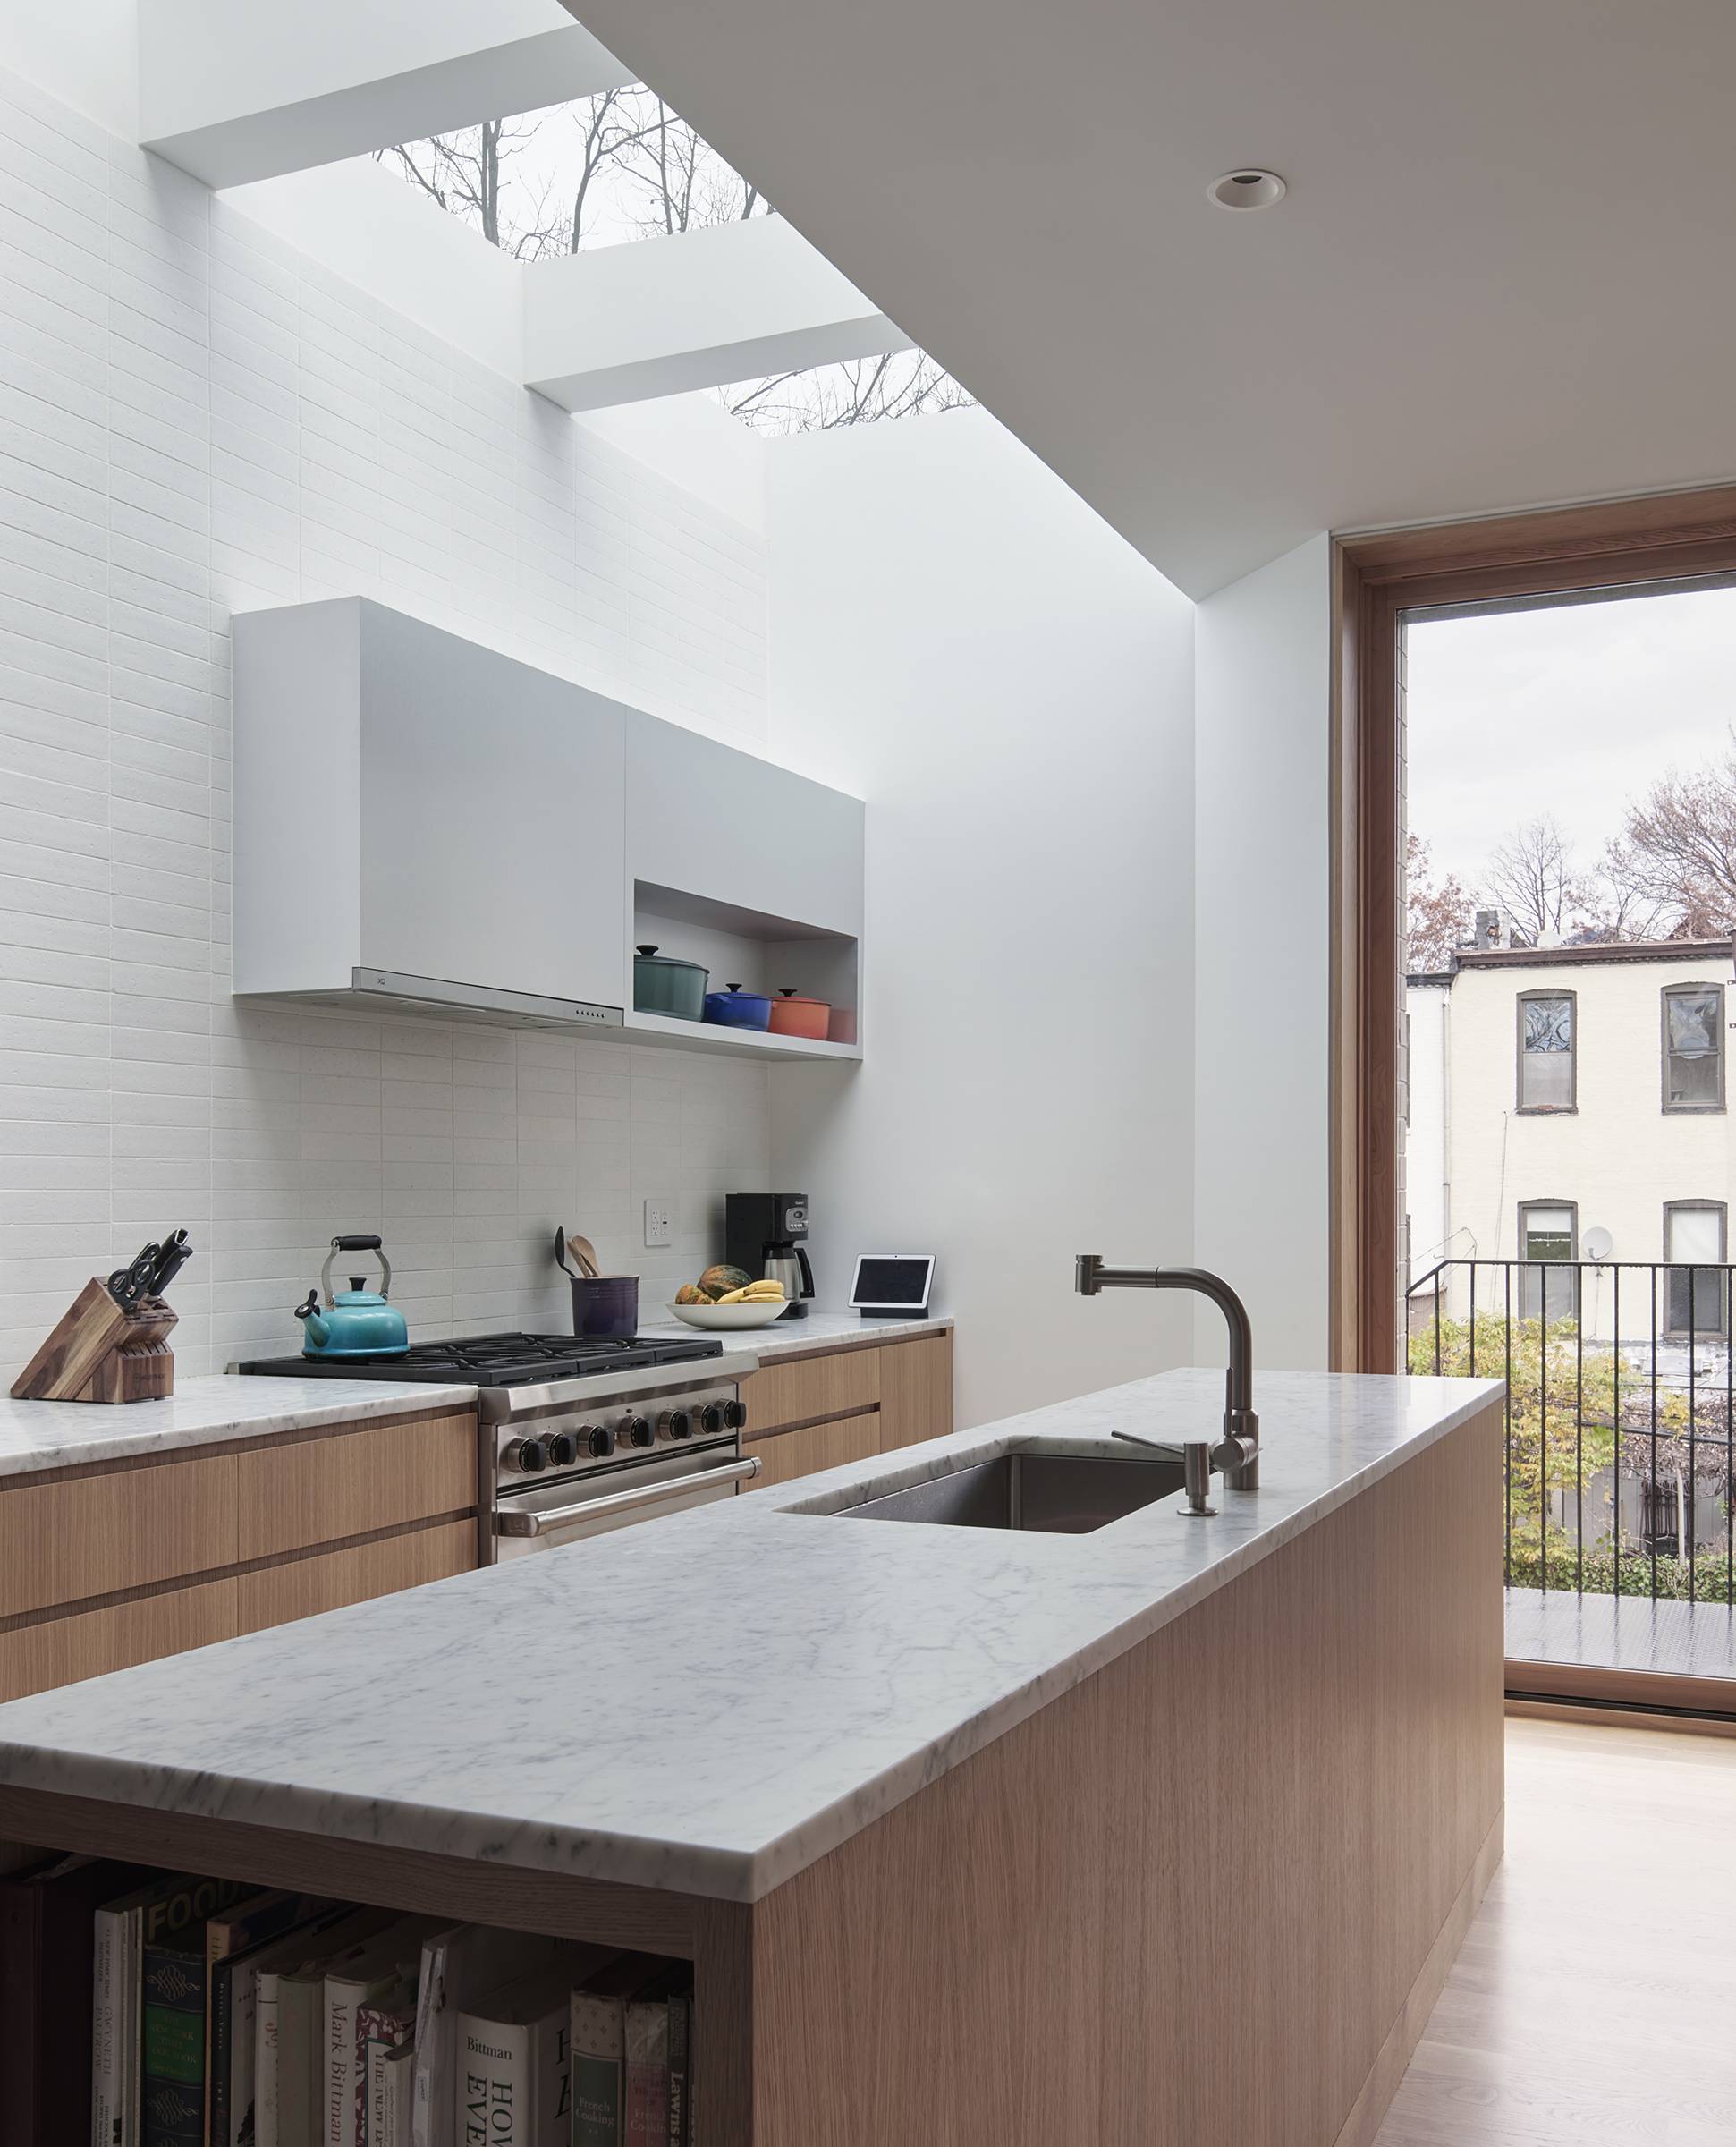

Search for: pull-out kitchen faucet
xmin=1074 ymin=1256 xmax=1260 ymax=1506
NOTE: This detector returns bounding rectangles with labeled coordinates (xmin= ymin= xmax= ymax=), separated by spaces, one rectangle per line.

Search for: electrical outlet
xmin=643 ymin=1200 xmax=673 ymax=1248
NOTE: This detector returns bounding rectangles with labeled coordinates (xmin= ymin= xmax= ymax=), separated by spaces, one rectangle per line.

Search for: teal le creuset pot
xmin=634 ymin=944 xmax=709 ymax=1022
xmin=294 ymin=1235 xmax=409 ymax=1358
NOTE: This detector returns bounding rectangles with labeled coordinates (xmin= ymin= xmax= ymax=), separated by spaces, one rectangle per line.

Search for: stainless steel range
xmin=483 ymin=1360 xmax=757 ymax=1561
xmin=236 ymin=1330 xmax=760 ymax=1559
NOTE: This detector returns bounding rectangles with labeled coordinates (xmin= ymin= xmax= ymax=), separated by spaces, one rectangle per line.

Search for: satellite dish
xmin=1582 ymin=1226 xmax=1614 ymax=1262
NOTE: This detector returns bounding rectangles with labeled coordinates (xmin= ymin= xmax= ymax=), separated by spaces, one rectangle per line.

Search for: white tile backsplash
xmin=0 ymin=66 xmax=772 ymax=1379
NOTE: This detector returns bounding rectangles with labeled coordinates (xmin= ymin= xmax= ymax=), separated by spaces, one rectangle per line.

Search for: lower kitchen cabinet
xmin=0 ymin=1575 xmax=239 ymax=1704
xmin=237 ymin=1519 xmax=475 ymax=1631
xmin=744 ymin=1330 xmax=953 ymax=1491
xmin=876 ymin=1331 xmax=954 ymax=1454
xmin=750 ymin=1410 xmax=885 ymax=1490
xmin=0 ymin=1405 xmax=479 ymax=1704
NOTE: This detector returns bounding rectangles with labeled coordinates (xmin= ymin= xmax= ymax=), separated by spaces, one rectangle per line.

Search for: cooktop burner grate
xmin=237 ymin=1331 xmax=724 ymax=1386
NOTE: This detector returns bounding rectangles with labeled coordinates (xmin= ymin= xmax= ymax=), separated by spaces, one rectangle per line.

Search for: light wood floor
xmin=1373 ymin=1717 xmax=1736 ymax=2146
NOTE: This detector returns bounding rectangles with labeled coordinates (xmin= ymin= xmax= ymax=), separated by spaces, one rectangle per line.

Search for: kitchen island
xmin=0 ymin=1366 xmax=1503 ymax=2146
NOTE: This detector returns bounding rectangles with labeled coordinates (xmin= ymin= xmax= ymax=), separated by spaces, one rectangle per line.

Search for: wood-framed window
xmin=1661 ymin=981 xmax=1725 ymax=1113
xmin=1516 ymin=989 xmax=1576 ymax=1114
xmin=1516 ymin=1199 xmax=1578 ymax=1321
xmin=1335 ymin=482 xmax=1736 ymax=1372
xmin=1663 ymin=1200 xmax=1728 ymax=1337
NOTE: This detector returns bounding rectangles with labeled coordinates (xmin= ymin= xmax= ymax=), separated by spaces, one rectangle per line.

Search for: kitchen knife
xmin=143 ymin=1228 xmax=192 ymax=1300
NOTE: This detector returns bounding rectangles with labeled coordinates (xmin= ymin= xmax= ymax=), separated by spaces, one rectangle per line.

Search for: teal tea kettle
xmin=295 ymin=1235 xmax=410 ymax=1359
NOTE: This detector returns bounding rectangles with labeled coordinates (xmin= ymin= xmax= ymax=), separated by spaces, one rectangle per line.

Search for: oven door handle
xmin=494 ymin=1455 xmax=762 ymax=1538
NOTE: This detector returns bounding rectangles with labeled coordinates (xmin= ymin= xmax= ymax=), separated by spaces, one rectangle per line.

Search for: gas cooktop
xmin=237 ymin=1331 xmax=724 ymax=1387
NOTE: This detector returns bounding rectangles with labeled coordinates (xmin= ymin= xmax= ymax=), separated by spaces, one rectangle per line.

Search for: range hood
xmin=243 ymin=967 xmax=627 ymax=1033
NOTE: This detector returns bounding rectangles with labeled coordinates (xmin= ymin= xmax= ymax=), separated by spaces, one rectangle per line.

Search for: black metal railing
xmin=1406 ymin=1258 xmax=1736 ymax=1603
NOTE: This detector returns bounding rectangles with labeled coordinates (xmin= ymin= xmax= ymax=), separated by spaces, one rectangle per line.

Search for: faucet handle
xmin=1214 ymin=1407 xmax=1260 ymax=1489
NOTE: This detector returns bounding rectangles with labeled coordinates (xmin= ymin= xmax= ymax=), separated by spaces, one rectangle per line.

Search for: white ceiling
xmin=557 ymin=0 xmax=1736 ymax=596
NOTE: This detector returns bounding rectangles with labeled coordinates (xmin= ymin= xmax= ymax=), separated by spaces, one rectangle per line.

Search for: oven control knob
xmin=723 ymin=1399 xmax=748 ymax=1430
xmin=504 ymin=1438 xmax=546 ymax=1474
xmin=587 ymin=1425 xmax=616 ymax=1458
xmin=621 ymin=1415 xmax=654 ymax=1448
xmin=545 ymin=1430 xmax=578 ymax=1468
xmin=660 ymin=1409 xmax=693 ymax=1440
xmin=699 ymin=1404 xmax=725 ymax=1437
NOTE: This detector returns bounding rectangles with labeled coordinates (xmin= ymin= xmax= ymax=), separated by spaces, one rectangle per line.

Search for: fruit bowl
xmin=665 ymin=1298 xmax=790 ymax=1330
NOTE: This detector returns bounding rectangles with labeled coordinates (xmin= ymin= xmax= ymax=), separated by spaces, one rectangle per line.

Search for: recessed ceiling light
xmin=1208 ymin=170 xmax=1287 ymax=210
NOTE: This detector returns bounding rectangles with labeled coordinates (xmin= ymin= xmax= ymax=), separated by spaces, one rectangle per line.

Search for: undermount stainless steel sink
xmin=834 ymin=1449 xmax=1187 ymax=1533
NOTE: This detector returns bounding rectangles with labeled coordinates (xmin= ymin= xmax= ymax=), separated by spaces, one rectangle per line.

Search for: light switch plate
xmin=643 ymin=1200 xmax=672 ymax=1248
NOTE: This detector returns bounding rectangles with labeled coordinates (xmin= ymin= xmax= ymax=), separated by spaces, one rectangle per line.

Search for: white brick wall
xmin=0 ymin=65 xmax=772 ymax=1378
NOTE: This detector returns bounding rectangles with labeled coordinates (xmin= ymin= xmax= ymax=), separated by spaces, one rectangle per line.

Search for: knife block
xmin=9 ymin=1278 xmax=178 ymax=1403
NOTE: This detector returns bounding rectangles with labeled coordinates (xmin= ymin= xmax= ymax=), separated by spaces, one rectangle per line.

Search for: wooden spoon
xmin=566 ymin=1231 xmax=603 ymax=1280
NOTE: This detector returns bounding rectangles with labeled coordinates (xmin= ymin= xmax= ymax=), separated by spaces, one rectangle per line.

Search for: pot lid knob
xmin=725 ymin=982 xmax=742 ymax=992
xmin=779 ymin=988 xmax=797 ymax=997
xmin=636 ymin=944 xmax=657 ymax=957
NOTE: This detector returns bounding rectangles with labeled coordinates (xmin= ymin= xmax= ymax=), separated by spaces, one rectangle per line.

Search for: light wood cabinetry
xmin=743 ymin=1329 xmax=953 ymax=1490
xmin=750 ymin=1412 xmax=885 ymax=1490
xmin=236 ymin=1413 xmax=476 ymax=1560
xmin=741 ymin=1347 xmax=880 ymax=1437
xmin=0 ymin=1577 xmax=239 ymax=1703
xmin=0 ymin=1456 xmax=238 ymax=1620
xmin=877 ymin=1331 xmax=953 ymax=1454
xmin=0 ymin=1404 xmax=478 ymax=1704
xmin=237 ymin=1520 xmax=475 ymax=1632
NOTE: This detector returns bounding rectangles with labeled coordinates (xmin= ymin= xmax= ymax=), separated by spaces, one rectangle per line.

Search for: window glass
xmin=1665 ymin=1205 xmax=1723 ymax=1264
xmin=1519 ymin=994 xmax=1574 ymax=1109
xmin=1521 ymin=1205 xmax=1575 ymax=1261
xmin=1664 ymin=1203 xmax=1727 ymax=1334
xmin=1664 ymin=986 xmax=1723 ymax=1108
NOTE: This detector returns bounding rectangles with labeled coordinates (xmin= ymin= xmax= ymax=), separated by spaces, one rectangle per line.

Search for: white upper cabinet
xmin=233 ymin=598 xmax=628 ymax=1019
xmin=625 ymin=712 xmax=864 ymax=938
xmin=231 ymin=599 xmax=865 ymax=1055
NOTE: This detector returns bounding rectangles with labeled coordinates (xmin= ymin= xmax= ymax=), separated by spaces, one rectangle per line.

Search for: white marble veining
xmin=0 ymin=1376 xmax=483 ymax=1478
xmin=0 ymin=1369 xmax=1500 ymax=1901
xmin=638 ymin=1310 xmax=952 ymax=1357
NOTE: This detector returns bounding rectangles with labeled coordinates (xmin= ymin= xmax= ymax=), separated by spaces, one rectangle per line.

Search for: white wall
xmin=765 ymin=411 xmax=1197 ymax=1429
xmin=1193 ymin=536 xmax=1334 ymax=1371
xmin=0 ymin=60 xmax=772 ymax=1378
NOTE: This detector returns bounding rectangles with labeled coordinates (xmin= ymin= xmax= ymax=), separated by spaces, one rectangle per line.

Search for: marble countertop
xmin=0 ymin=1367 xmax=1500 ymax=1902
xmin=0 ymin=1375 xmax=483 ymax=1479
xmin=0 ymin=1317 xmax=930 ymax=1480
xmin=637 ymin=1309 xmax=951 ymax=1356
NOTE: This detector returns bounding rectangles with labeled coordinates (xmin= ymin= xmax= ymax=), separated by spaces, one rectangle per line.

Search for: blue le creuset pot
xmin=703 ymin=982 xmax=773 ymax=1031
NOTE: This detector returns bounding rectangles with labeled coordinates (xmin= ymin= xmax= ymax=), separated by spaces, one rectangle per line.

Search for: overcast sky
xmin=1406 ymin=580 xmax=1736 ymax=898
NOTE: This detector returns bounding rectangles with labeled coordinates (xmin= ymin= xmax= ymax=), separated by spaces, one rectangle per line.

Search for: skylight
xmin=377 ymin=93 xmax=972 ymax=435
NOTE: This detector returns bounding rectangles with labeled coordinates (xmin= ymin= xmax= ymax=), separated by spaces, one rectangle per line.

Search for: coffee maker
xmin=726 ymin=1192 xmax=815 ymax=1320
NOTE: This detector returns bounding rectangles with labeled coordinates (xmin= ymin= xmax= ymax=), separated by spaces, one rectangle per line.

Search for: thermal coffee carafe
xmin=726 ymin=1192 xmax=816 ymax=1320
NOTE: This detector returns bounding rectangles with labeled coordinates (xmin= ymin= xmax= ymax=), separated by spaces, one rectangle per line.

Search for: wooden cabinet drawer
xmin=0 ymin=1457 xmax=239 ymax=1619
xmin=749 ymin=1410 xmax=885 ymax=1489
xmin=237 ymin=1413 xmax=477 ymax=1561
xmin=879 ymin=1332 xmax=954 ymax=1454
xmin=237 ymin=1520 xmax=476 ymax=1633
xmin=742 ymin=1349 xmax=880 ymax=1436
xmin=0 ymin=1578 xmax=239 ymax=1704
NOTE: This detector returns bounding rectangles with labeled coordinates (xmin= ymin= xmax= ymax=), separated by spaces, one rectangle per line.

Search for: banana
xmin=717 ymin=1281 xmax=787 ymax=1303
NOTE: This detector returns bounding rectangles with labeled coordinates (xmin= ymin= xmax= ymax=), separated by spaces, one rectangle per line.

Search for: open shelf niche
xmin=629 ymin=882 xmax=861 ymax=1062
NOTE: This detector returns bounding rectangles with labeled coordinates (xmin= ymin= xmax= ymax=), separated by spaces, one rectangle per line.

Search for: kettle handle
xmin=319 ymin=1239 xmax=393 ymax=1304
